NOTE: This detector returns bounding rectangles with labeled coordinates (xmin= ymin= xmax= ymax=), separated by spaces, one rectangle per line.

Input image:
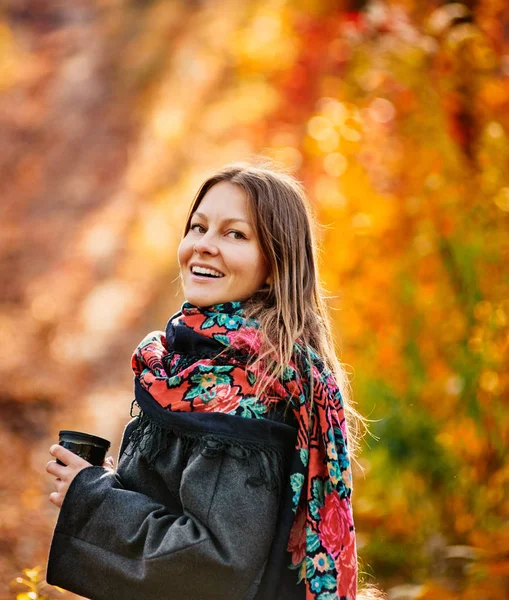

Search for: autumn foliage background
xmin=1 ymin=1 xmax=508 ymax=599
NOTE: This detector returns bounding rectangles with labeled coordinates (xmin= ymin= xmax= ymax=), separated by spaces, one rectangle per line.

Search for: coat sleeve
xmin=46 ymin=427 xmax=282 ymax=600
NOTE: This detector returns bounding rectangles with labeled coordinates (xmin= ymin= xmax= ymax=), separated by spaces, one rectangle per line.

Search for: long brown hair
xmin=182 ymin=159 xmax=367 ymax=455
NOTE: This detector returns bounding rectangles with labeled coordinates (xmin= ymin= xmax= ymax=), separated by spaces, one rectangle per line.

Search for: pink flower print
xmin=230 ymin=328 xmax=262 ymax=352
xmin=335 ymin=528 xmax=357 ymax=598
xmin=318 ymin=491 xmax=354 ymax=559
xmin=288 ymin=507 xmax=307 ymax=566
xmin=200 ymin=384 xmax=242 ymax=413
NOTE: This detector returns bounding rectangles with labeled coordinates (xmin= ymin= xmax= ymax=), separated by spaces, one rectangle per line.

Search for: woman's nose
xmin=193 ymin=233 xmax=219 ymax=255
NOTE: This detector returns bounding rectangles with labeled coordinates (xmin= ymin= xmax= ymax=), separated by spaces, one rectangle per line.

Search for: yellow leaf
xmin=23 ymin=566 xmax=41 ymax=581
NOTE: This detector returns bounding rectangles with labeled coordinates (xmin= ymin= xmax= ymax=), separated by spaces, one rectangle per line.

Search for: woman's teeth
xmin=191 ymin=266 xmax=224 ymax=278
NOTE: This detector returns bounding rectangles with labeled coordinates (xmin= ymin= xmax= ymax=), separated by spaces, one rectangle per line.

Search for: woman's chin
xmin=184 ymin=292 xmax=228 ymax=307
xmin=183 ymin=283 xmax=254 ymax=307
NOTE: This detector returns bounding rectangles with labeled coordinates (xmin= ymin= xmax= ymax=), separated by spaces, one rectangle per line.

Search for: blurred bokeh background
xmin=1 ymin=0 xmax=508 ymax=599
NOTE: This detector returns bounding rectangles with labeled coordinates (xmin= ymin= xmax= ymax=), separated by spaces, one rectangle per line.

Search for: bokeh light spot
xmin=324 ymin=153 xmax=348 ymax=177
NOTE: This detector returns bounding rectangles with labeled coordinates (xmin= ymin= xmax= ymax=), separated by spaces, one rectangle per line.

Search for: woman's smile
xmin=189 ymin=264 xmax=225 ymax=280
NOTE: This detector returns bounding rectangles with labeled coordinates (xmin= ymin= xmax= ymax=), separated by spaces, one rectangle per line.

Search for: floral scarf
xmin=131 ymin=301 xmax=357 ymax=600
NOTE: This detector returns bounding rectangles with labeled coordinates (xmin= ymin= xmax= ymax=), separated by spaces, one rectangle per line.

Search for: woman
xmin=46 ymin=162 xmax=360 ymax=600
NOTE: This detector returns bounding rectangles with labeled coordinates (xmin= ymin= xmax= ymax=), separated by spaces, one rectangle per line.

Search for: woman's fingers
xmin=54 ymin=477 xmax=67 ymax=492
xmin=47 ymin=443 xmax=94 ymax=509
xmin=46 ymin=459 xmax=66 ymax=478
xmin=49 ymin=491 xmax=63 ymax=508
xmin=49 ymin=444 xmax=91 ymax=468
xmin=49 ymin=444 xmax=73 ymax=466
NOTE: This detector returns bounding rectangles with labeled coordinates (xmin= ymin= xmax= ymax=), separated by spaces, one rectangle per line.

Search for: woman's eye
xmin=190 ymin=224 xmax=205 ymax=233
xmin=228 ymin=230 xmax=246 ymax=240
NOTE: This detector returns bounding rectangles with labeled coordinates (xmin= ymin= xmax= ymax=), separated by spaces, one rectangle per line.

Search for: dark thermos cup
xmin=57 ymin=430 xmax=111 ymax=466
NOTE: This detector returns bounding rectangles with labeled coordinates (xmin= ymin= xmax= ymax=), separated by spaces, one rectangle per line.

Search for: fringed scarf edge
xmin=126 ymin=398 xmax=294 ymax=497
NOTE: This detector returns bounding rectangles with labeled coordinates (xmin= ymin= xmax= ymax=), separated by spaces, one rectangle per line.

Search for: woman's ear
xmin=265 ymin=274 xmax=273 ymax=286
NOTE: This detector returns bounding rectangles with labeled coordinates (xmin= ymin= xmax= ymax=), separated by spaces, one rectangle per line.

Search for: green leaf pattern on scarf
xmin=237 ymin=396 xmax=268 ymax=418
xmin=183 ymin=365 xmax=234 ymax=403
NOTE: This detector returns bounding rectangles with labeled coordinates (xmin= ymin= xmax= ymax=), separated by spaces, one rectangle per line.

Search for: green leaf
xmin=183 ymin=385 xmax=204 ymax=400
xmin=239 ymin=397 xmax=267 ymax=417
xmin=308 ymin=531 xmax=320 ymax=552
xmin=247 ymin=370 xmax=257 ymax=386
xmin=312 ymin=478 xmax=324 ymax=504
xmin=290 ymin=473 xmax=304 ymax=493
xmin=166 ymin=375 xmax=183 ymax=389
xmin=306 ymin=557 xmax=316 ymax=579
xmin=317 ymin=592 xmax=338 ymax=600
xmin=321 ymin=574 xmax=337 ymax=590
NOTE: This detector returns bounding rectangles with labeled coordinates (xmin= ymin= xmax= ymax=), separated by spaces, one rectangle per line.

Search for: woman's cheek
xmin=177 ymin=238 xmax=191 ymax=268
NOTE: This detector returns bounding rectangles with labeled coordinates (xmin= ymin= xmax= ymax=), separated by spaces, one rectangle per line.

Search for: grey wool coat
xmin=46 ymin=385 xmax=305 ymax=600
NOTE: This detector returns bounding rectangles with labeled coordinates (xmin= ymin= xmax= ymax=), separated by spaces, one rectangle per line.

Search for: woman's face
xmin=178 ymin=181 xmax=271 ymax=307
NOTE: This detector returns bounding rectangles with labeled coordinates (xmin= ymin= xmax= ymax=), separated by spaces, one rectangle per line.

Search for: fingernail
xmin=50 ymin=445 xmax=59 ymax=454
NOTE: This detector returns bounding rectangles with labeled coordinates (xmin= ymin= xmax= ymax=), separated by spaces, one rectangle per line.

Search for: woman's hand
xmin=46 ymin=445 xmax=115 ymax=508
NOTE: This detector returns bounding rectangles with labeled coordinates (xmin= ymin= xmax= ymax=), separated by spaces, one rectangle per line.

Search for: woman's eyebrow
xmin=192 ymin=212 xmax=251 ymax=226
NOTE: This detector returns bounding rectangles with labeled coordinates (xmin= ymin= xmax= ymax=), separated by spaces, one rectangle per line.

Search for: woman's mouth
xmin=190 ymin=265 xmax=225 ymax=279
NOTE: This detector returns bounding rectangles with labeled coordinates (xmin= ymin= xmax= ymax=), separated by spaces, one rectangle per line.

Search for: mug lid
xmin=59 ymin=430 xmax=111 ymax=448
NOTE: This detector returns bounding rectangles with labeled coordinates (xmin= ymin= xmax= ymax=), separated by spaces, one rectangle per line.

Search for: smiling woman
xmin=178 ymin=180 xmax=271 ymax=307
xmin=45 ymin=160 xmax=365 ymax=600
